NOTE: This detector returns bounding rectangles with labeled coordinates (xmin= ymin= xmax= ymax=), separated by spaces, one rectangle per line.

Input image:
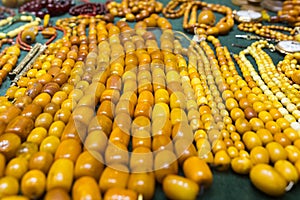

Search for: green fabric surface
xmin=0 ymin=0 xmax=298 ymax=199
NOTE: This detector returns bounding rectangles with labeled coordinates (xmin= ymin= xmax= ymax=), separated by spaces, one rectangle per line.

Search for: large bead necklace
xmin=183 ymin=1 xmax=234 ymax=37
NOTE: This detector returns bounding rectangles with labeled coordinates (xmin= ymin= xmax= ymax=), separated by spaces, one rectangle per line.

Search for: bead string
xmin=162 ymin=0 xmax=192 ymax=19
xmin=69 ymin=2 xmax=109 ymax=16
xmin=238 ymin=22 xmax=298 ymax=41
xmin=0 ymin=38 xmax=14 ymax=49
xmin=0 ymin=45 xmax=21 ymax=86
xmin=16 ymin=26 xmax=66 ymax=51
xmin=271 ymin=0 xmax=300 ymax=27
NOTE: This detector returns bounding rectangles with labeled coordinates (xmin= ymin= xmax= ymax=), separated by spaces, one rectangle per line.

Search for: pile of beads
xmin=0 ymin=3 xmax=300 ymax=198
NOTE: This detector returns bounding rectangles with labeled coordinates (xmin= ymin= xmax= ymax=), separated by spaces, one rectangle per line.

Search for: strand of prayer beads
xmin=162 ymin=0 xmax=193 ymax=19
xmin=238 ymin=22 xmax=299 ymax=41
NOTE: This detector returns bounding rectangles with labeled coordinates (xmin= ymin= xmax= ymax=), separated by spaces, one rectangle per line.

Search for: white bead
xmin=264 ymin=90 xmax=273 ymax=96
xmin=278 ymin=107 xmax=289 ymax=115
xmin=292 ymin=110 xmax=300 ymax=118
xmin=287 ymin=103 xmax=297 ymax=113
xmin=290 ymin=122 xmax=300 ymax=131
xmin=257 ymin=80 xmax=264 ymax=86
xmin=252 ymin=74 xmax=259 ymax=80
xmin=281 ymin=97 xmax=290 ymax=104
xmin=276 ymin=92 xmax=284 ymax=99
xmin=261 ymin=85 xmax=268 ymax=91
xmin=284 ymin=114 xmax=296 ymax=123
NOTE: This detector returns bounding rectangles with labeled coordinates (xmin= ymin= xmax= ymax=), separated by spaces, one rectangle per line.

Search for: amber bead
xmin=21 ymin=103 xmax=42 ymax=120
xmin=13 ymin=96 xmax=32 ymax=110
xmin=42 ymin=82 xmax=61 ymax=96
xmin=5 ymin=116 xmax=34 ymax=141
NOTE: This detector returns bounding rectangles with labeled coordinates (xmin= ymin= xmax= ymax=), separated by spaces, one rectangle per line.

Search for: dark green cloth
xmin=0 ymin=0 xmax=298 ymax=199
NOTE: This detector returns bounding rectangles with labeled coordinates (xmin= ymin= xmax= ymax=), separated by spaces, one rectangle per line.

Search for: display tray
xmin=0 ymin=0 xmax=299 ymax=200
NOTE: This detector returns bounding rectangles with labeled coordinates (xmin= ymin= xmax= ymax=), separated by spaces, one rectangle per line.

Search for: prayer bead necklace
xmin=238 ymin=22 xmax=299 ymax=41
